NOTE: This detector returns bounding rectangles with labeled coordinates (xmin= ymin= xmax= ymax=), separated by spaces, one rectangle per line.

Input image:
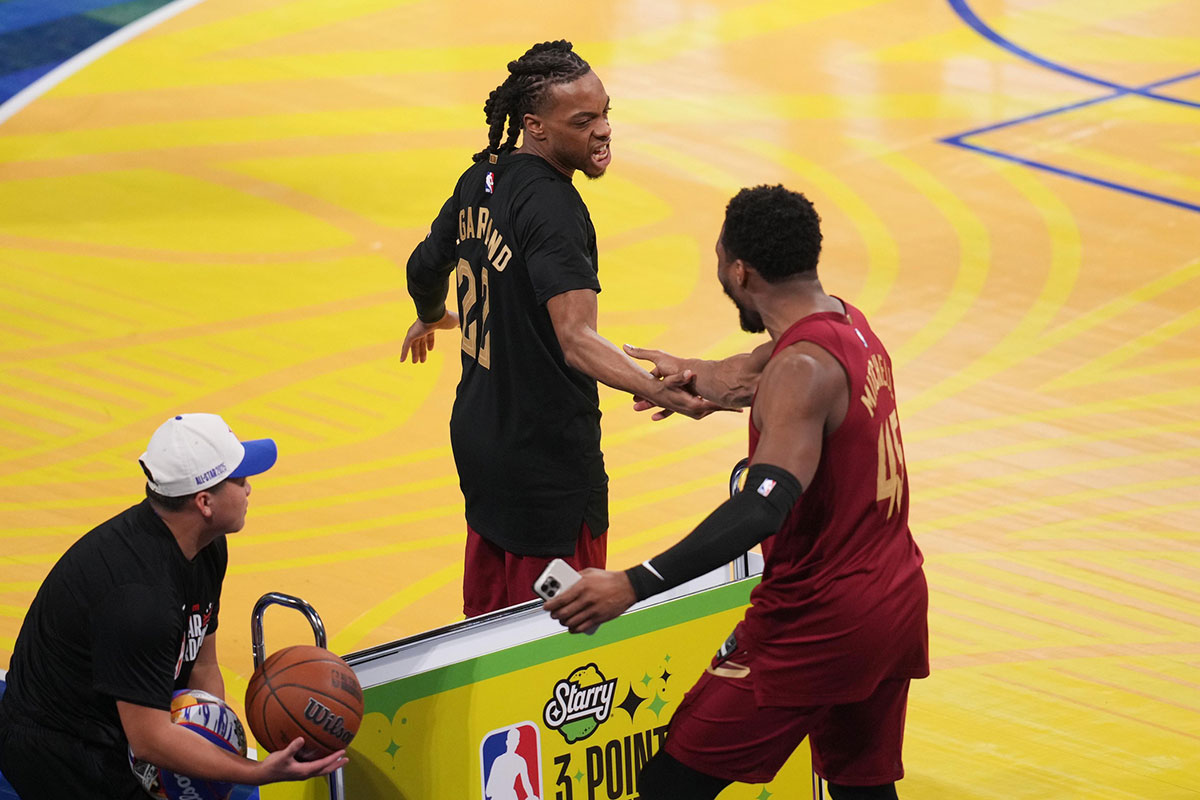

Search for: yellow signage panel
xmin=267 ymin=579 xmax=812 ymax=800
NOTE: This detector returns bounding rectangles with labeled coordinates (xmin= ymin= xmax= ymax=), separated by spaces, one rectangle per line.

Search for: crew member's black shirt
xmin=407 ymin=153 xmax=608 ymax=555
xmin=0 ymin=500 xmax=225 ymax=754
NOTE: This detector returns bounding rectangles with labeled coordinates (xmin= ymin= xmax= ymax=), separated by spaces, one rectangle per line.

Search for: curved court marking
xmin=741 ymin=139 xmax=900 ymax=317
xmin=859 ymin=142 xmax=991 ymax=368
xmin=905 ymin=165 xmax=1082 ymax=414
xmin=0 ymin=0 xmax=208 ymax=127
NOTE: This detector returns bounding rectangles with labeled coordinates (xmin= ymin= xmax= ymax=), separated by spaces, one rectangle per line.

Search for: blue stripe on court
xmin=947 ymin=0 xmax=1200 ymax=110
xmin=947 ymin=0 xmax=1125 ymax=91
xmin=0 ymin=62 xmax=57 ymax=104
xmin=951 ymin=68 xmax=1200 ymax=141
xmin=943 ymin=138 xmax=1200 ymax=214
xmin=0 ymin=16 xmax=119 ymax=76
xmin=942 ymin=1 xmax=1200 ymax=215
xmin=949 ymin=90 xmax=1126 ymax=141
xmin=0 ymin=0 xmax=130 ymax=36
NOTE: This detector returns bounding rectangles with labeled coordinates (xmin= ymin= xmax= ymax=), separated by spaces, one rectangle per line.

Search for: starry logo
xmin=543 ymin=663 xmax=617 ymax=743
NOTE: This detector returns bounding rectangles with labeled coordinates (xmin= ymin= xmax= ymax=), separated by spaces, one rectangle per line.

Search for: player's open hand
xmin=544 ymin=568 xmax=637 ymax=634
xmin=400 ymin=311 xmax=460 ymax=363
xmin=640 ymin=373 xmax=732 ymax=421
xmin=257 ymin=738 xmax=347 ymax=784
xmin=623 ymin=344 xmax=684 ymax=380
xmin=626 ymin=344 xmax=741 ymax=420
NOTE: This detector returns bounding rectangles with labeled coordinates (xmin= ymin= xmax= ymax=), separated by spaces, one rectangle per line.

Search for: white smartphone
xmin=533 ymin=558 xmax=581 ymax=601
xmin=534 ymin=559 xmax=597 ymax=634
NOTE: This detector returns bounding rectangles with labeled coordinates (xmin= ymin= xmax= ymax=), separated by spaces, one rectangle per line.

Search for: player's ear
xmin=193 ymin=490 xmax=215 ymax=520
xmin=732 ymin=260 xmax=749 ymax=287
xmin=523 ymin=113 xmax=547 ymax=141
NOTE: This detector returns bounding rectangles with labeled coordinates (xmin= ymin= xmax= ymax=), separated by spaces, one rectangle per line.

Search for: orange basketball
xmin=245 ymin=645 xmax=363 ymax=760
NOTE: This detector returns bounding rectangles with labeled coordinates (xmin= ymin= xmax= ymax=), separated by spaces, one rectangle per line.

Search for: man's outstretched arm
xmin=119 ymin=702 xmax=345 ymax=786
xmin=547 ymin=288 xmax=725 ymax=419
xmin=402 ymin=194 xmax=461 ymax=363
xmin=545 ymin=343 xmax=846 ymax=632
xmin=624 ymin=340 xmax=774 ymax=418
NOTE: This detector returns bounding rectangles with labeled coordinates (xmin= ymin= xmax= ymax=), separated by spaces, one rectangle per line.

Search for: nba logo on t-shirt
xmin=480 ymin=721 xmax=541 ymax=800
xmin=485 ymin=172 xmax=495 ymax=194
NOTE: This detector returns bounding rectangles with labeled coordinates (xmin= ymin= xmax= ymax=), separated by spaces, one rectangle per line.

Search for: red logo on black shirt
xmin=174 ymin=602 xmax=213 ymax=679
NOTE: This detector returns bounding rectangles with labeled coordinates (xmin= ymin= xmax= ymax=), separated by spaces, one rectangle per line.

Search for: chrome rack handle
xmin=250 ymin=592 xmax=327 ymax=670
xmin=247 ymin=592 xmax=342 ymax=800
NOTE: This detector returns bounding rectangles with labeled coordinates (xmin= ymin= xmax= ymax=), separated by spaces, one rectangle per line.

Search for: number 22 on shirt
xmin=457 ymin=257 xmax=490 ymax=369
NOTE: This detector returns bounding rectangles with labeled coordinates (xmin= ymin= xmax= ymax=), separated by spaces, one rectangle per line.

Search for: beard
xmin=723 ymin=283 xmax=765 ymax=333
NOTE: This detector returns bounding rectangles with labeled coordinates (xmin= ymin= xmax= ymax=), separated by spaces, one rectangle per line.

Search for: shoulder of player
xmin=512 ymin=172 xmax=577 ymax=208
xmin=758 ymin=342 xmax=844 ymax=405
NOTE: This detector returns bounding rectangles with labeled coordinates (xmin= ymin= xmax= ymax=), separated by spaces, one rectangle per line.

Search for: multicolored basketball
xmin=244 ymin=645 xmax=363 ymax=760
xmin=129 ymin=688 xmax=248 ymax=800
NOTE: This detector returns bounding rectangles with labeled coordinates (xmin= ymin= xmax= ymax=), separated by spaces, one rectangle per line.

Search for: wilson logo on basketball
xmin=304 ymin=697 xmax=354 ymax=744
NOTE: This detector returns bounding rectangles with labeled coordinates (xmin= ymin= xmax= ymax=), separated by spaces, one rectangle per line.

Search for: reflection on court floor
xmin=0 ymin=1 xmax=1197 ymax=797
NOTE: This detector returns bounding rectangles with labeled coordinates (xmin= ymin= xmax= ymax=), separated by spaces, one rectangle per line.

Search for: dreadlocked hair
xmin=473 ymin=40 xmax=591 ymax=162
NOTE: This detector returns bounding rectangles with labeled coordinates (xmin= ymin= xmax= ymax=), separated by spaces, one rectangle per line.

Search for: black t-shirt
xmin=0 ymin=500 xmax=225 ymax=754
xmin=407 ymin=153 xmax=608 ymax=555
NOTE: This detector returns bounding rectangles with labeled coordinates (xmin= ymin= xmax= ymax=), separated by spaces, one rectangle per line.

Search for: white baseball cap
xmin=139 ymin=413 xmax=278 ymax=497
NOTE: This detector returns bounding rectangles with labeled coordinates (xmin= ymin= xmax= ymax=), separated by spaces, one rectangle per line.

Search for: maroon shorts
xmin=462 ymin=522 xmax=607 ymax=617
xmin=664 ymin=644 xmax=912 ymax=786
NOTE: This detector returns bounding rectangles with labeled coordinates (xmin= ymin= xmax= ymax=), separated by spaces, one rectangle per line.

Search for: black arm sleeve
xmin=406 ymin=193 xmax=461 ymax=322
xmin=624 ymin=464 xmax=803 ymax=602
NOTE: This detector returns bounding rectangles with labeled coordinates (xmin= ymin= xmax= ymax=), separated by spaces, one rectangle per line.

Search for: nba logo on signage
xmin=480 ymin=721 xmax=542 ymax=800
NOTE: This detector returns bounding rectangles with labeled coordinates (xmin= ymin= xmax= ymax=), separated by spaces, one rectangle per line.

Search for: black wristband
xmin=625 ymin=463 xmax=803 ymax=602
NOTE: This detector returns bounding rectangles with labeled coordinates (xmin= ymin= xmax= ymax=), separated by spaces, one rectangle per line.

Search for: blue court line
xmin=945 ymin=138 xmax=1200 ymax=214
xmin=0 ymin=0 xmax=131 ymax=36
xmin=943 ymin=1 xmax=1200 ymax=215
xmin=948 ymin=0 xmax=1200 ymax=111
xmin=942 ymin=68 xmax=1200 ymax=215
xmin=0 ymin=63 xmax=58 ymax=104
xmin=0 ymin=15 xmax=121 ymax=78
xmin=948 ymin=68 xmax=1200 ymax=141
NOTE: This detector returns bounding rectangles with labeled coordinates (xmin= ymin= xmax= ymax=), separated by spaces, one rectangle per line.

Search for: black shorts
xmin=0 ymin=714 xmax=142 ymax=800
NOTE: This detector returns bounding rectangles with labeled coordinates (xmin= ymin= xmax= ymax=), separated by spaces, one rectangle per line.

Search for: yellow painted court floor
xmin=1 ymin=0 xmax=1198 ymax=797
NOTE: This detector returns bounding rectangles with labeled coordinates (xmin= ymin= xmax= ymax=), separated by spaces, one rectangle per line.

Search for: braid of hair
xmin=473 ymin=40 xmax=591 ymax=162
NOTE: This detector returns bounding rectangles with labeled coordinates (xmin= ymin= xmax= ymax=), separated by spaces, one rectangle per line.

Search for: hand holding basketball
xmin=256 ymin=738 xmax=346 ymax=783
xmin=245 ymin=645 xmax=364 ymax=761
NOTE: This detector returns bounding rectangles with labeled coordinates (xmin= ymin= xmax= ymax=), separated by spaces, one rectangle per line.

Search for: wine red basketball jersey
xmin=742 ymin=299 xmax=929 ymax=706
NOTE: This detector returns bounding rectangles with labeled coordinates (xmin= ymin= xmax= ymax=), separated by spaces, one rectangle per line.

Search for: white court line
xmin=0 ymin=0 xmax=209 ymax=128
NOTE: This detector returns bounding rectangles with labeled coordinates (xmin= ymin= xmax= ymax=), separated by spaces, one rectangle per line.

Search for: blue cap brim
xmin=230 ymin=438 xmax=277 ymax=478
